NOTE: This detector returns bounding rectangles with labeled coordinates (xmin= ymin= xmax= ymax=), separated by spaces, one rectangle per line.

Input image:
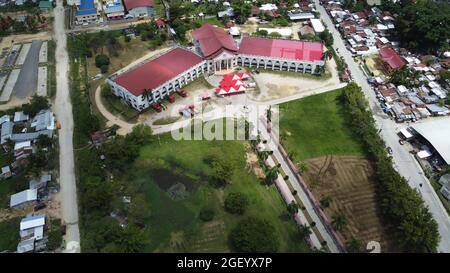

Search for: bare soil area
xmin=302 ymin=155 xmax=396 ymax=252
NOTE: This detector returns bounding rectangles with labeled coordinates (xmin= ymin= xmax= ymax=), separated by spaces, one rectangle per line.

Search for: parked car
xmin=34 ymin=203 xmax=46 ymax=211
xmin=387 ymin=147 xmax=393 ymax=154
xmin=177 ymin=89 xmax=187 ymax=97
xmin=151 ymin=103 xmax=162 ymax=112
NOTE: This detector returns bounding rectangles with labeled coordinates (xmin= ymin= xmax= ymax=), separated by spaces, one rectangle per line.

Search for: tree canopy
xmin=395 ymin=0 xmax=450 ymax=53
xmin=230 ymin=217 xmax=279 ymax=253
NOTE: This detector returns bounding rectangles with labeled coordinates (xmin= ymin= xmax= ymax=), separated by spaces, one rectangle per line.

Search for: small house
xmin=13 ymin=111 xmax=29 ymax=123
xmin=1 ymin=165 xmax=12 ymax=179
xmin=20 ymin=214 xmax=46 ymax=241
xmin=10 ymin=189 xmax=38 ymax=210
xmin=17 ymin=238 xmax=35 ymax=253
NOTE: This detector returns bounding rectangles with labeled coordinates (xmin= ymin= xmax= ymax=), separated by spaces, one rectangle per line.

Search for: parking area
xmin=15 ymin=43 xmax=31 ymax=66
xmin=39 ymin=41 xmax=48 ymax=64
xmin=15 ymin=40 xmax=43 ymax=98
xmin=37 ymin=66 xmax=48 ymax=97
xmin=0 ymin=40 xmax=48 ymax=104
xmin=1 ymin=44 xmax=21 ymax=69
xmin=0 ymin=69 xmax=20 ymax=102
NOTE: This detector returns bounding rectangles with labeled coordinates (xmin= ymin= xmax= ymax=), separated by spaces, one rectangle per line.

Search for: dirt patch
xmin=244 ymin=143 xmax=265 ymax=180
xmin=189 ymin=219 xmax=228 ymax=253
xmin=302 ymin=155 xmax=396 ymax=252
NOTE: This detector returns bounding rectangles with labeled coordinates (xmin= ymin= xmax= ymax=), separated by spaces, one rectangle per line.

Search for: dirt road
xmin=53 ymin=0 xmax=80 ymax=253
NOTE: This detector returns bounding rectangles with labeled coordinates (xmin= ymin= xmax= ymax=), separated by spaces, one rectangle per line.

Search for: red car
xmin=177 ymin=89 xmax=187 ymax=97
xmin=168 ymin=96 xmax=175 ymax=103
xmin=151 ymin=103 xmax=162 ymax=112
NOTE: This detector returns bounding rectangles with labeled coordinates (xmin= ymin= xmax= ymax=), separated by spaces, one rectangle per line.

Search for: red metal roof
xmin=192 ymin=24 xmax=238 ymax=59
xmin=113 ymin=48 xmax=203 ymax=96
xmin=238 ymin=37 xmax=323 ymax=62
xmin=123 ymin=0 xmax=154 ymax=11
xmin=379 ymin=47 xmax=405 ymax=70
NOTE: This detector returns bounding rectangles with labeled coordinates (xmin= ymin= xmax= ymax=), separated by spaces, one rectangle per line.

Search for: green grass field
xmin=125 ymin=135 xmax=309 ymax=253
xmin=0 ymin=217 xmax=20 ymax=252
xmin=279 ymin=89 xmax=364 ymax=160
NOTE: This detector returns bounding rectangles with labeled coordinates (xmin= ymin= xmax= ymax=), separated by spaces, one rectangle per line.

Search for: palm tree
xmin=298 ymin=224 xmax=312 ymax=240
xmin=332 ymin=212 xmax=347 ymax=232
xmin=265 ymin=164 xmax=280 ymax=185
xmin=346 ymin=237 xmax=363 ymax=253
xmin=266 ymin=106 xmax=272 ymax=122
xmin=141 ymin=88 xmax=152 ymax=103
xmin=297 ymin=161 xmax=308 ymax=173
xmin=320 ymin=195 xmax=333 ymax=208
xmin=287 ymin=200 xmax=299 ymax=216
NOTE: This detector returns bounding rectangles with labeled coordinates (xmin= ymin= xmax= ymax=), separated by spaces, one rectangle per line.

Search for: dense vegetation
xmin=230 ymin=217 xmax=279 ymax=253
xmin=381 ymin=0 xmax=450 ymax=53
xmin=340 ymin=83 xmax=440 ymax=252
xmin=0 ymin=218 xmax=21 ymax=252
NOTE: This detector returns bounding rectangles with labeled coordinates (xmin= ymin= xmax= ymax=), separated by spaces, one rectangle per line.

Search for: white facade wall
xmin=108 ymin=61 xmax=208 ymax=111
xmin=128 ymin=6 xmax=154 ymax=18
xmin=237 ymin=54 xmax=325 ymax=73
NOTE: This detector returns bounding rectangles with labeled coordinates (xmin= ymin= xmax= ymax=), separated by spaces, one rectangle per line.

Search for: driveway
xmin=313 ymin=0 xmax=450 ymax=253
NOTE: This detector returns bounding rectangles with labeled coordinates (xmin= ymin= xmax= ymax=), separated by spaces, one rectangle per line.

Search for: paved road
xmin=53 ymin=0 xmax=81 ymax=253
xmin=14 ymin=40 xmax=43 ymax=98
xmin=313 ymin=0 xmax=450 ymax=252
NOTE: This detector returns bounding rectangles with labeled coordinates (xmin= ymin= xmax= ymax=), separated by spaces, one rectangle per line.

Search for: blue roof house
xmin=104 ymin=0 xmax=125 ymax=20
xmin=75 ymin=0 xmax=99 ymax=25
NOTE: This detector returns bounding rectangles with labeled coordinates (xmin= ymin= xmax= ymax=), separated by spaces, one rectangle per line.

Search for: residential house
xmin=287 ymin=11 xmax=315 ymax=21
xmin=1 ymin=121 xmax=13 ymax=144
xmin=123 ymin=0 xmax=154 ymax=18
xmin=31 ymin=110 xmax=55 ymax=131
xmin=379 ymin=47 xmax=405 ymax=72
xmin=13 ymin=111 xmax=29 ymax=123
xmin=298 ymin=25 xmax=315 ymax=37
xmin=38 ymin=0 xmax=52 ymax=12
xmin=14 ymin=141 xmax=33 ymax=159
xmin=103 ymin=0 xmax=125 ymax=20
xmin=17 ymin=238 xmax=35 ymax=253
xmin=218 ymin=7 xmax=233 ymax=18
xmin=20 ymin=214 xmax=46 ymax=241
xmin=29 ymin=174 xmax=51 ymax=190
xmin=1 ymin=165 xmax=12 ymax=179
xmin=75 ymin=0 xmax=99 ymax=25
xmin=10 ymin=189 xmax=38 ymax=209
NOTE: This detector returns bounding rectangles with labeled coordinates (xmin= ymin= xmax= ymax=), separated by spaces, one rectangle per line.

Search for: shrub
xmin=100 ymin=64 xmax=109 ymax=74
xmin=224 ymin=192 xmax=248 ymax=215
xmin=199 ymin=208 xmax=215 ymax=222
xmin=95 ymin=54 xmax=110 ymax=68
xmin=230 ymin=217 xmax=279 ymax=253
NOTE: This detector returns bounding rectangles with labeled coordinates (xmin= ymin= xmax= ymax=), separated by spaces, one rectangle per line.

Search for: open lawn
xmin=124 ymin=135 xmax=309 ymax=253
xmin=86 ymin=36 xmax=154 ymax=79
xmin=0 ymin=217 xmax=20 ymax=252
xmin=279 ymin=89 xmax=364 ymax=160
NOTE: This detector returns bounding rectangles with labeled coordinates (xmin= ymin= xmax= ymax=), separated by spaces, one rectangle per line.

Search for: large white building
xmin=107 ymin=24 xmax=325 ymax=111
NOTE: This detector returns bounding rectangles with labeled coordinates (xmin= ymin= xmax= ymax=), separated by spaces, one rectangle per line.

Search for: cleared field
xmin=302 ymin=155 xmax=396 ymax=252
xmin=280 ymin=89 xmax=364 ymax=160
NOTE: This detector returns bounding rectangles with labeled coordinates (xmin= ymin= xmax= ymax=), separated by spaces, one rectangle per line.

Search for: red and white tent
xmin=237 ymin=72 xmax=250 ymax=80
